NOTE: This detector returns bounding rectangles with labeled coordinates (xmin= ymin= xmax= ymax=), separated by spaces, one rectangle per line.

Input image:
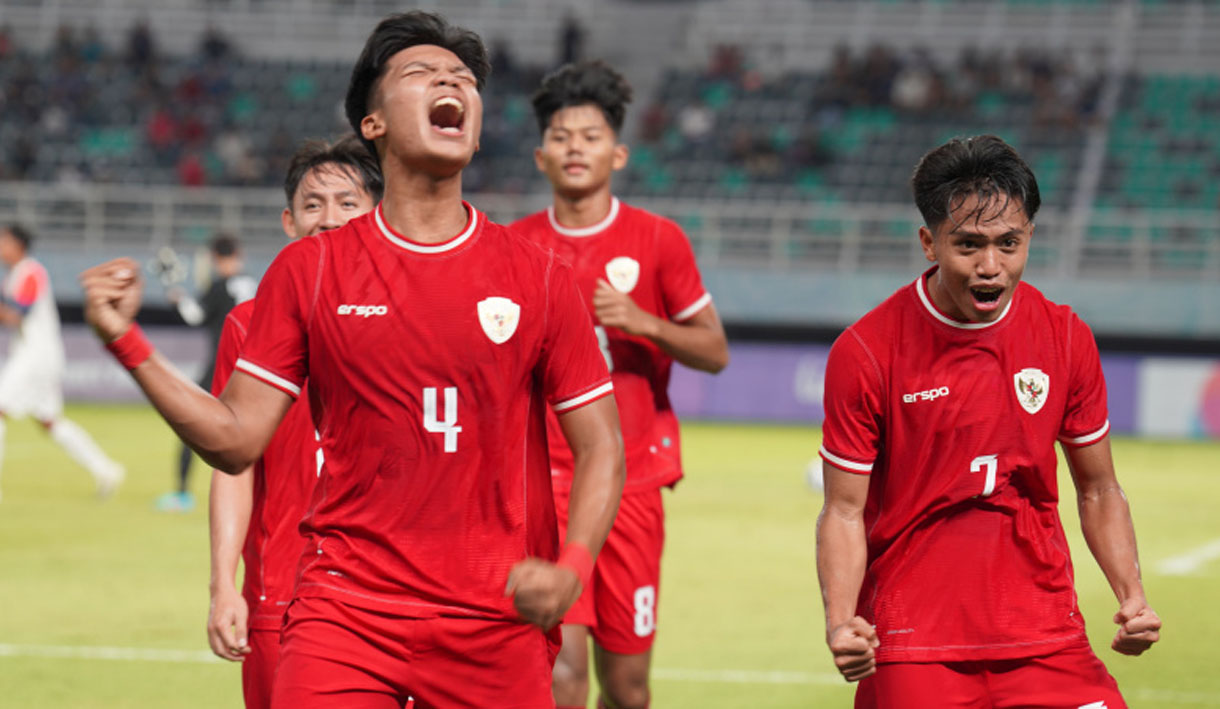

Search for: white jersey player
xmin=0 ymin=225 xmax=123 ymax=501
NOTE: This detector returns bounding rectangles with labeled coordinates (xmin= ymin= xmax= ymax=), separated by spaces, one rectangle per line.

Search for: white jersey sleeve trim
xmin=552 ymin=381 xmax=614 ymax=412
xmin=547 ymin=197 xmax=620 ymax=237
xmin=1059 ymin=420 xmax=1110 ymax=446
xmin=672 ymin=292 xmax=712 ymax=322
xmin=235 ymin=358 xmax=301 ymax=397
xmin=819 ymin=445 xmax=874 ymax=473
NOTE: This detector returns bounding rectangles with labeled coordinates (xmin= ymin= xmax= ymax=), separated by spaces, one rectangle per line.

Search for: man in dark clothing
xmin=156 ymin=234 xmax=255 ymax=512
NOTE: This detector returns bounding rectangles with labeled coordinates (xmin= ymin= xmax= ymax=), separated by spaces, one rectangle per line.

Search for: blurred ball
xmin=804 ymin=457 xmax=824 ymax=492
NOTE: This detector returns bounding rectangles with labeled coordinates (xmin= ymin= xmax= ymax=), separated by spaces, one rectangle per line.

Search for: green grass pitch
xmin=0 ymin=405 xmax=1216 ymax=707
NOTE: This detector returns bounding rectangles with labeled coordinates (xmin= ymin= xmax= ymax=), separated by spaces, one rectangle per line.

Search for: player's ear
xmin=361 ymin=112 xmax=386 ymax=144
xmin=281 ymin=208 xmax=297 ymax=240
xmin=918 ymin=225 xmax=937 ymax=263
xmin=612 ymin=143 xmax=629 ymax=172
xmin=533 ymin=145 xmax=546 ymax=173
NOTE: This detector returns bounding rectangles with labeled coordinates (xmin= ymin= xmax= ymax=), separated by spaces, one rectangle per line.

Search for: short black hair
xmin=532 ymin=60 xmax=633 ymax=135
xmin=283 ymin=135 xmax=384 ymax=207
xmin=344 ymin=11 xmax=490 ymax=157
xmin=3 ymin=224 xmax=33 ymax=250
xmin=210 ymin=233 xmax=239 ymax=257
xmin=911 ymin=134 xmax=1041 ymax=230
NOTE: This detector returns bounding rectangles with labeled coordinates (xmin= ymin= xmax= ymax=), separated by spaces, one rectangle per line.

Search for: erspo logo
xmin=337 ymin=304 xmax=388 ymax=318
xmin=902 ymin=386 xmax=950 ymax=404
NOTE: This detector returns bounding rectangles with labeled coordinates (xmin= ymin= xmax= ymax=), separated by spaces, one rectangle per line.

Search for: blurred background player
xmin=206 ymin=135 xmax=382 ymax=709
xmin=82 ymin=11 xmax=625 ymax=707
xmin=158 ymin=233 xmax=256 ymax=512
xmin=513 ymin=60 xmax=729 ymax=709
xmin=0 ymin=224 xmax=123 ymax=502
xmin=817 ymin=135 xmax=1161 ymax=708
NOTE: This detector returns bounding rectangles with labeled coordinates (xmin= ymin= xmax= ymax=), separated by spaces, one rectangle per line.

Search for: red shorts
xmin=855 ymin=642 xmax=1127 ymax=709
xmin=556 ymin=487 xmax=664 ymax=655
xmin=271 ymin=597 xmax=557 ymax=708
xmin=241 ymin=628 xmax=282 ymax=709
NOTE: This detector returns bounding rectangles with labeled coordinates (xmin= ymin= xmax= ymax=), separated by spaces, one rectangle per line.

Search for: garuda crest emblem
xmin=1014 ymin=367 xmax=1049 ymax=414
xmin=477 ymin=297 xmax=521 ymax=344
xmin=605 ymin=256 xmax=640 ymax=293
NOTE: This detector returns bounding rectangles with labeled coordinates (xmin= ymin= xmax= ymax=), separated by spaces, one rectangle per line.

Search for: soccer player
xmin=205 ymin=135 xmax=382 ymax=709
xmin=0 ymin=224 xmax=123 ymax=502
xmin=513 ymin=61 xmax=729 ymax=709
xmin=80 ymin=11 xmax=624 ymax=708
xmin=158 ymin=233 xmax=256 ymax=512
xmin=817 ymin=135 xmax=1161 ymax=708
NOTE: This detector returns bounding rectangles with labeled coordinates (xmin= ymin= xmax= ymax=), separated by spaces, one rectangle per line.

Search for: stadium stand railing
xmin=2 ymin=183 xmax=1215 ymax=283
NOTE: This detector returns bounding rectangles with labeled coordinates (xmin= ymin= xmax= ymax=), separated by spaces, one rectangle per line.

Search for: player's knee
xmin=600 ymin=674 xmax=649 ymax=709
xmin=552 ymin=653 xmax=590 ymax=694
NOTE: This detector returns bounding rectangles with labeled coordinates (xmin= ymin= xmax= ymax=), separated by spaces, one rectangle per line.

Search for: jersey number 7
xmin=970 ymin=454 xmax=998 ymax=497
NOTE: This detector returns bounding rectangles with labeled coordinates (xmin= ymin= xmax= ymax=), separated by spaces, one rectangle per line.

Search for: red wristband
xmin=557 ymin=543 xmax=594 ymax=589
xmin=105 ymin=324 xmax=154 ymax=370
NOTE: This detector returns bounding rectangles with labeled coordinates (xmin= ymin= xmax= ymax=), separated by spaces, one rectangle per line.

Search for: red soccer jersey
xmin=819 ymin=267 xmax=1111 ymax=664
xmin=235 ymin=203 xmax=612 ymax=620
xmin=512 ymin=198 xmax=711 ymax=492
xmin=212 ymin=299 xmax=318 ymax=630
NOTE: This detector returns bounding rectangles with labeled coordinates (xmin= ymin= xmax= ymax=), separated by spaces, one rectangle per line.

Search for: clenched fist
xmin=79 ymin=258 xmax=144 ymax=342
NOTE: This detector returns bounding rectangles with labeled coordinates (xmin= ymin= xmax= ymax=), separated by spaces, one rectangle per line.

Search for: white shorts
xmin=0 ymin=358 xmax=63 ymax=421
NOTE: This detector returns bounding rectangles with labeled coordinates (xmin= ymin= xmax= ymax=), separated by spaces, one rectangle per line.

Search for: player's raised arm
xmin=1063 ymin=438 xmax=1161 ymax=656
xmin=79 ymin=258 xmax=293 ymax=473
xmin=817 ymin=463 xmax=878 ymax=682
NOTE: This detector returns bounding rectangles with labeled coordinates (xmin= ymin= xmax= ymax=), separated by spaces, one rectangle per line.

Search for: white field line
xmin=1156 ymin=537 xmax=1220 ymax=575
xmin=1 ymin=643 xmax=1216 ymax=704
xmin=0 ymin=643 xmax=220 ymax=664
xmin=652 ymin=667 xmax=843 ymax=685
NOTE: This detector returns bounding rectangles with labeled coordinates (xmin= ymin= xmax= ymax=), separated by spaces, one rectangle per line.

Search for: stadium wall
xmin=11 ymin=326 xmax=1219 ymax=440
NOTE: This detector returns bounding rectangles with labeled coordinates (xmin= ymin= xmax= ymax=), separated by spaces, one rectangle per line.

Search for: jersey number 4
xmin=423 ymin=386 xmax=462 ymax=453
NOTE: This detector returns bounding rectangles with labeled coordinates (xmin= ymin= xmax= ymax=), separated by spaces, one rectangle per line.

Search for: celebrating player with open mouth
xmin=817 ymin=135 xmax=1161 ymax=708
xmin=81 ymin=11 xmax=625 ymax=708
xmin=513 ymin=60 xmax=728 ymax=709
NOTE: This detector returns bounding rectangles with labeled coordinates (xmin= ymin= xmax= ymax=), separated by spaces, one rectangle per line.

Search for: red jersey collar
xmin=915 ymin=265 xmax=1015 ymax=330
xmin=374 ymin=201 xmax=479 ymax=254
xmin=547 ymin=197 xmax=620 ymax=237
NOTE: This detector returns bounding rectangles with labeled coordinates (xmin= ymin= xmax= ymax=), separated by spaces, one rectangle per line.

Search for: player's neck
xmin=551 ymin=188 xmax=614 ymax=229
xmin=380 ymin=170 xmax=469 ymax=245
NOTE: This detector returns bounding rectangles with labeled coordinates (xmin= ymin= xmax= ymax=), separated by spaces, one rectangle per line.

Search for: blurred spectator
xmin=678 ymin=100 xmax=714 ymax=144
xmin=0 ymin=24 xmax=12 ymax=60
xmin=177 ymin=152 xmax=206 ymax=187
xmin=126 ymin=19 xmax=154 ymax=69
xmin=638 ymin=101 xmax=669 ymax=144
xmin=559 ymin=14 xmax=585 ymax=65
xmin=891 ymin=48 xmax=938 ymax=114
xmin=80 ymin=25 xmax=105 ymax=64
xmin=200 ymin=24 xmax=231 ymax=62
xmin=490 ymin=37 xmax=515 ymax=78
xmin=708 ymin=44 xmax=745 ymax=81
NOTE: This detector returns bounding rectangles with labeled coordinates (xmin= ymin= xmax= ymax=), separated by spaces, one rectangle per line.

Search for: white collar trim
xmin=375 ymin=202 xmax=478 ymax=254
xmin=916 ymin=269 xmax=1013 ymax=330
xmin=547 ymin=197 xmax=620 ymax=237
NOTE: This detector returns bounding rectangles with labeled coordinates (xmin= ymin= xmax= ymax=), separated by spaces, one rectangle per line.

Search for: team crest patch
xmin=477 ymin=297 xmax=521 ymax=344
xmin=605 ymin=256 xmax=640 ymax=293
xmin=1014 ymin=368 xmax=1050 ymax=414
